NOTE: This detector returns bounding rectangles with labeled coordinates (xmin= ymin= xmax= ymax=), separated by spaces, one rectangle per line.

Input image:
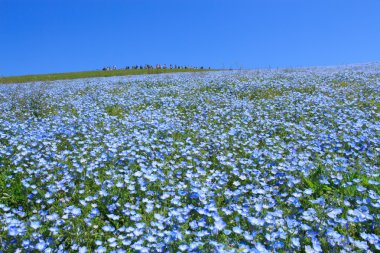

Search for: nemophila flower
xmin=30 ymin=221 xmax=41 ymax=230
xmin=305 ymin=245 xmax=316 ymax=253
xmin=254 ymin=243 xmax=269 ymax=253
xmin=22 ymin=239 xmax=31 ymax=248
xmin=107 ymin=214 xmax=120 ymax=220
xmin=309 ymin=197 xmax=325 ymax=206
xmin=78 ymin=246 xmax=88 ymax=253
xmin=247 ymin=216 xmax=265 ymax=226
xmin=368 ymin=180 xmax=379 ymax=185
xmin=301 ymin=223 xmax=311 ymax=231
xmin=356 ymin=185 xmax=366 ymax=192
xmin=291 ymin=237 xmax=300 ymax=248
xmin=122 ymin=239 xmax=131 ymax=246
xmin=144 ymin=203 xmax=154 ymax=212
xmin=302 ymin=208 xmax=317 ymax=221
xmin=48 ymin=226 xmax=59 ymax=235
xmin=361 ymin=232 xmax=379 ymax=245
xmin=108 ymin=237 xmax=118 ymax=247
xmin=64 ymin=206 xmax=82 ymax=217
xmin=178 ymin=244 xmax=188 ymax=251
xmin=35 ymin=240 xmax=47 ymax=251
xmin=327 ymin=208 xmax=342 ymax=219
xmin=222 ymin=229 xmax=231 ymax=236
xmin=353 ymin=240 xmax=369 ymax=250
xmin=102 ymin=225 xmax=115 ymax=232
xmin=190 ymin=192 xmax=200 ymax=199
xmin=95 ymin=246 xmax=107 ymax=253
xmin=347 ymin=208 xmax=373 ymax=222
xmin=254 ymin=203 xmax=263 ymax=212
xmin=304 ymin=188 xmax=313 ymax=195
xmin=214 ymin=217 xmax=226 ymax=231
xmin=1 ymin=66 xmax=380 ymax=251
xmin=311 ymin=238 xmax=322 ymax=252
xmin=233 ymin=226 xmax=243 ymax=234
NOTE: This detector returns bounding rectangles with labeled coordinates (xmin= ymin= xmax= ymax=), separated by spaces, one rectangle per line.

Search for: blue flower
xmin=95 ymin=246 xmax=107 ymax=253
xmin=35 ymin=240 xmax=46 ymax=251
xmin=178 ymin=244 xmax=188 ymax=251
xmin=78 ymin=246 xmax=88 ymax=253
xmin=30 ymin=221 xmax=41 ymax=230
xmin=102 ymin=225 xmax=115 ymax=232
xmin=214 ymin=217 xmax=226 ymax=231
xmin=190 ymin=192 xmax=200 ymax=199
xmin=292 ymin=238 xmax=300 ymax=248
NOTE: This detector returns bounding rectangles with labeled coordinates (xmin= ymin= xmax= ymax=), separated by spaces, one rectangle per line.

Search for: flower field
xmin=0 ymin=66 xmax=379 ymax=252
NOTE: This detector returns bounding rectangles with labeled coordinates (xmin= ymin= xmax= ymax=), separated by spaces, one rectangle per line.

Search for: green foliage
xmin=0 ymin=69 xmax=214 ymax=84
xmin=357 ymin=99 xmax=380 ymax=113
xmin=0 ymin=160 xmax=29 ymax=209
xmin=10 ymin=88 xmax=57 ymax=119
xmin=105 ymin=104 xmax=125 ymax=118
xmin=332 ymin=80 xmax=351 ymax=87
xmin=63 ymin=105 xmax=79 ymax=116
xmin=56 ymin=134 xmax=74 ymax=152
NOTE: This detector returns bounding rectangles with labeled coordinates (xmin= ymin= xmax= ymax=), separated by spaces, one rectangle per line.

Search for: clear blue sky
xmin=1 ymin=0 xmax=380 ymax=76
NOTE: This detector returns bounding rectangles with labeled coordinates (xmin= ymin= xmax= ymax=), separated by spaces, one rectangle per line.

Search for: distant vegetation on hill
xmin=0 ymin=68 xmax=212 ymax=84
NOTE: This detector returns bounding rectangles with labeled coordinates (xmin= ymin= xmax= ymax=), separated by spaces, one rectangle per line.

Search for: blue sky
xmin=1 ymin=0 xmax=380 ymax=76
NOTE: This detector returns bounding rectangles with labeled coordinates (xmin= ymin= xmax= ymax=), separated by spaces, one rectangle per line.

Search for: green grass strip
xmin=0 ymin=68 xmax=214 ymax=84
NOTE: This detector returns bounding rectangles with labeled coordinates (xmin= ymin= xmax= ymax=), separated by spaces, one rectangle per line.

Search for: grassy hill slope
xmin=0 ymin=68 xmax=211 ymax=84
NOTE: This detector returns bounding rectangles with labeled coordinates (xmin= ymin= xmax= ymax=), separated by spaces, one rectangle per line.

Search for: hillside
xmin=0 ymin=68 xmax=211 ymax=84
